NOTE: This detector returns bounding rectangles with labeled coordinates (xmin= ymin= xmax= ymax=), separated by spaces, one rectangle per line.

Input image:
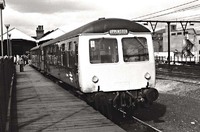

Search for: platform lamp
xmin=5 ymin=24 xmax=10 ymax=56
xmin=0 ymin=0 xmax=5 ymax=57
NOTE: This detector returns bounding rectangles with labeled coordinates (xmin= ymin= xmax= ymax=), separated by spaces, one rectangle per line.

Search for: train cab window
xmin=89 ymin=38 xmax=118 ymax=64
xmin=122 ymin=37 xmax=149 ymax=62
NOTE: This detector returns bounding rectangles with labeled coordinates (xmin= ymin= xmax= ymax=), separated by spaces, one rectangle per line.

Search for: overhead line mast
xmin=133 ymin=20 xmax=200 ymax=66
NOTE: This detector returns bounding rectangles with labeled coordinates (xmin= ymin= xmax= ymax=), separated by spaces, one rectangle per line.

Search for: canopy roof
xmin=2 ymin=28 xmax=36 ymax=42
xmin=37 ymin=28 xmax=65 ymax=43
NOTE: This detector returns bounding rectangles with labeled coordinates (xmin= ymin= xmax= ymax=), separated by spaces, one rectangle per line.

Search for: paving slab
xmin=16 ymin=65 xmax=125 ymax=132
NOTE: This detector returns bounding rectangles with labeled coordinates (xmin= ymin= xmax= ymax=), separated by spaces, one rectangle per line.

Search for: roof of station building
xmin=2 ymin=28 xmax=36 ymax=42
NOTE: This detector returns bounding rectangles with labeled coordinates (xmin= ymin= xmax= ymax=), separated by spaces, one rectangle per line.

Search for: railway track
xmin=156 ymin=66 xmax=200 ymax=85
xmin=115 ymin=109 xmax=163 ymax=132
xmin=44 ymin=73 xmax=163 ymax=132
xmin=131 ymin=115 xmax=162 ymax=132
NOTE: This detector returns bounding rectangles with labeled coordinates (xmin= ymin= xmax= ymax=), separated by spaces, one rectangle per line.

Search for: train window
xmin=122 ymin=37 xmax=149 ymax=62
xmin=53 ymin=45 xmax=57 ymax=53
xmin=50 ymin=46 xmax=53 ymax=54
xmin=89 ymin=38 xmax=118 ymax=64
xmin=61 ymin=44 xmax=65 ymax=51
xmin=66 ymin=41 xmax=76 ymax=68
xmin=68 ymin=42 xmax=72 ymax=51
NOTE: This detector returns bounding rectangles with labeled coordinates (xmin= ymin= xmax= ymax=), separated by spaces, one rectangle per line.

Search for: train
xmin=30 ymin=18 xmax=159 ymax=116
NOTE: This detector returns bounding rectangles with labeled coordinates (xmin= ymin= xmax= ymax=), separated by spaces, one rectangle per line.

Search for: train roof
xmin=41 ymin=18 xmax=150 ymax=47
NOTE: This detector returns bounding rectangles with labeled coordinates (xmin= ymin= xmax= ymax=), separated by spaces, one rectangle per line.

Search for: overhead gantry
xmin=132 ymin=20 xmax=200 ymax=66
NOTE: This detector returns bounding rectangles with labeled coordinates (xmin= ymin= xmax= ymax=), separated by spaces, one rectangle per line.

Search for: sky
xmin=1 ymin=0 xmax=200 ymax=36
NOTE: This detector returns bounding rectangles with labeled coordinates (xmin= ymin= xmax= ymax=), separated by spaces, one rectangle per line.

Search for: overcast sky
xmin=2 ymin=0 xmax=200 ymax=36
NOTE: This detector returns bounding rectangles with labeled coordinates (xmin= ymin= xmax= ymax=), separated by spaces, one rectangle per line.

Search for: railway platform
xmin=15 ymin=65 xmax=125 ymax=132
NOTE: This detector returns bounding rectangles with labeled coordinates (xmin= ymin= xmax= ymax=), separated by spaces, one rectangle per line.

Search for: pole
xmin=0 ymin=9 xmax=3 ymax=57
xmin=6 ymin=26 xmax=8 ymax=56
xmin=5 ymin=24 xmax=10 ymax=56
xmin=167 ymin=22 xmax=171 ymax=66
xmin=9 ymin=34 xmax=11 ymax=56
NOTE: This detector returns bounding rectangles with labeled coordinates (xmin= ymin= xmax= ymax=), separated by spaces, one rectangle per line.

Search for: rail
xmin=0 ymin=57 xmax=15 ymax=132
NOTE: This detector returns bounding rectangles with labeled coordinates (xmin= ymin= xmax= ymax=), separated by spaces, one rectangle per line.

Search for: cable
xmin=132 ymin=0 xmax=198 ymax=19
xmin=169 ymin=13 xmax=200 ymax=21
xmin=142 ymin=4 xmax=200 ymax=20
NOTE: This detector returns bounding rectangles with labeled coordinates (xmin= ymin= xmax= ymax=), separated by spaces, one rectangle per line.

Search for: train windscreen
xmin=122 ymin=37 xmax=149 ymax=62
xmin=89 ymin=38 xmax=118 ymax=64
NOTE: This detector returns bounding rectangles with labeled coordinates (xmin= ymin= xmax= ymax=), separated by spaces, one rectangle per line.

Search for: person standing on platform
xmin=18 ymin=56 xmax=24 ymax=72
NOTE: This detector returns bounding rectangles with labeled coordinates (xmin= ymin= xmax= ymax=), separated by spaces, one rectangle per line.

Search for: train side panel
xmin=30 ymin=46 xmax=42 ymax=70
xmin=43 ymin=37 xmax=79 ymax=88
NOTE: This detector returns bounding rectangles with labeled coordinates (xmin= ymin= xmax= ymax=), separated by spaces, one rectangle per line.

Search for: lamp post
xmin=0 ymin=0 xmax=5 ymax=57
xmin=8 ymin=33 xmax=11 ymax=56
xmin=5 ymin=24 xmax=10 ymax=56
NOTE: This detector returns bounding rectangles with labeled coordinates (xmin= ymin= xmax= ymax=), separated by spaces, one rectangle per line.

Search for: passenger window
xmin=61 ymin=44 xmax=65 ymax=66
xmin=89 ymin=38 xmax=118 ymax=64
xmin=68 ymin=42 xmax=72 ymax=51
xmin=61 ymin=43 xmax=65 ymax=52
xmin=67 ymin=41 xmax=76 ymax=68
xmin=122 ymin=37 xmax=149 ymax=62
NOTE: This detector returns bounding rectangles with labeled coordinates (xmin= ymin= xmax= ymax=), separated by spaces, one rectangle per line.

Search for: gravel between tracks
xmin=153 ymin=65 xmax=200 ymax=132
xmin=119 ymin=64 xmax=200 ymax=132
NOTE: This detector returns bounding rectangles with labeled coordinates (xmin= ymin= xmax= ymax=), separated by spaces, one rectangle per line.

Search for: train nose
xmin=143 ymin=88 xmax=159 ymax=102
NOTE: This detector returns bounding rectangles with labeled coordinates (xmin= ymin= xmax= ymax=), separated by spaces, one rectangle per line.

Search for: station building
xmin=0 ymin=28 xmax=36 ymax=56
xmin=0 ymin=25 xmax=65 ymax=57
xmin=153 ymin=24 xmax=200 ymax=63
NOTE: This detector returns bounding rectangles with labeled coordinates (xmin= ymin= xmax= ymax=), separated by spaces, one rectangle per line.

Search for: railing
xmin=155 ymin=55 xmax=198 ymax=65
xmin=0 ymin=57 xmax=15 ymax=132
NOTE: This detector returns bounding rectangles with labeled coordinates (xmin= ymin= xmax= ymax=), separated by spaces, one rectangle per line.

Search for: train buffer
xmin=15 ymin=65 xmax=125 ymax=132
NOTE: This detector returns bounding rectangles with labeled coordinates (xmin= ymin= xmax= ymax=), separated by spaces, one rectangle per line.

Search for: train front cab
xmin=78 ymin=31 xmax=158 ymax=110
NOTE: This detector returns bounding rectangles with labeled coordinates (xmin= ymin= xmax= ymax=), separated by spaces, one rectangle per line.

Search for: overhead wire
xmin=169 ymin=13 xmax=200 ymax=21
xmin=132 ymin=0 xmax=199 ymax=20
xmin=142 ymin=3 xmax=200 ymax=20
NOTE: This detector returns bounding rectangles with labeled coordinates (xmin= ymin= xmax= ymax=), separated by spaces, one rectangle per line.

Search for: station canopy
xmin=2 ymin=28 xmax=36 ymax=42
xmin=37 ymin=28 xmax=65 ymax=43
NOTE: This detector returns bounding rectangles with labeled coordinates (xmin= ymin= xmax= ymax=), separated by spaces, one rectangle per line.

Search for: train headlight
xmin=92 ymin=76 xmax=99 ymax=83
xmin=144 ymin=72 xmax=151 ymax=80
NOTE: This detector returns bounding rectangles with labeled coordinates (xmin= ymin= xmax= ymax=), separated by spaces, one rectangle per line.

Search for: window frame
xmin=89 ymin=37 xmax=119 ymax=64
xmin=121 ymin=37 xmax=149 ymax=62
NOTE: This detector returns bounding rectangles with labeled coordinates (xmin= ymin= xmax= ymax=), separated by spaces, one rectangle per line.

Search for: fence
xmin=0 ymin=57 xmax=15 ymax=132
xmin=155 ymin=55 xmax=198 ymax=65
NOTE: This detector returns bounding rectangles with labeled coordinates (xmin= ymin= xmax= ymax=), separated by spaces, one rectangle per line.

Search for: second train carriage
xmin=30 ymin=18 xmax=159 ymax=113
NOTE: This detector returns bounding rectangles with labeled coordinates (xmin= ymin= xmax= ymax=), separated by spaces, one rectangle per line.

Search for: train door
xmin=65 ymin=40 xmax=79 ymax=88
xmin=74 ymin=41 xmax=79 ymax=87
xmin=43 ymin=47 xmax=46 ymax=72
xmin=59 ymin=43 xmax=66 ymax=81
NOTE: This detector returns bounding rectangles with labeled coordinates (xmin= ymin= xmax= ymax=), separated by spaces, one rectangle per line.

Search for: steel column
xmin=167 ymin=22 xmax=171 ymax=66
